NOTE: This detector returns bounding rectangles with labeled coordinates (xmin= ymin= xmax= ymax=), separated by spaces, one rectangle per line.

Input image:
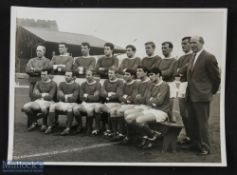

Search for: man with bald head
xmin=26 ymin=44 xmax=50 ymax=101
xmin=186 ymin=35 xmax=220 ymax=155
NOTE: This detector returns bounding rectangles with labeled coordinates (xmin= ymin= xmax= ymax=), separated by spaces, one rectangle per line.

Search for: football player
xmin=141 ymin=42 xmax=162 ymax=72
xmin=118 ymin=45 xmax=141 ymax=75
xmin=129 ymin=67 xmax=170 ymax=149
xmin=45 ymin=71 xmax=80 ymax=135
xmin=73 ymin=42 xmax=96 ymax=77
xmin=108 ymin=69 xmax=138 ymax=141
xmin=22 ymin=70 xmax=57 ymax=131
xmin=73 ymin=69 xmax=101 ymax=135
xmin=157 ymin=41 xmax=177 ymax=82
xmin=95 ymin=43 xmax=119 ymax=78
xmin=119 ymin=66 xmax=152 ymax=144
xmin=93 ymin=67 xmax=123 ymax=136
xmin=50 ymin=42 xmax=74 ymax=75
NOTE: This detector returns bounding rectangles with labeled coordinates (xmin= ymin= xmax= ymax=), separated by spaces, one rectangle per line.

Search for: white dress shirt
xmin=192 ymin=48 xmax=204 ymax=68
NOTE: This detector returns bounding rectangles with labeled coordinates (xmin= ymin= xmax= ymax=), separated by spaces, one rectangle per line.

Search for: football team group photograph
xmin=9 ymin=8 xmax=227 ymax=165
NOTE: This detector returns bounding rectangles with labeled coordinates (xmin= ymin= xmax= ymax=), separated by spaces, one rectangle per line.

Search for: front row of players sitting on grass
xmin=22 ymin=66 xmax=170 ymax=149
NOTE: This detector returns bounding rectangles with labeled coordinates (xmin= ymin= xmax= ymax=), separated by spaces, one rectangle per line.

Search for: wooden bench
xmin=149 ymin=97 xmax=184 ymax=152
xmin=150 ymin=121 xmax=183 ymax=152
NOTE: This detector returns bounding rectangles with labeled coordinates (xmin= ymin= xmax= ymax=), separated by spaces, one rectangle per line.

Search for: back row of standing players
xmin=22 ymin=37 xmax=193 ymax=149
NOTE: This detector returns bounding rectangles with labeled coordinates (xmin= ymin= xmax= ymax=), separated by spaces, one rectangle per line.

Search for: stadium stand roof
xmin=21 ymin=26 xmax=125 ymax=52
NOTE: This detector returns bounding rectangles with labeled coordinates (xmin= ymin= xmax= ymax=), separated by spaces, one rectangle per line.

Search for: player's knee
xmin=73 ymin=106 xmax=80 ymax=115
xmin=30 ymin=102 xmax=40 ymax=111
xmin=116 ymin=110 xmax=123 ymax=117
xmin=125 ymin=114 xmax=135 ymax=123
xmin=135 ymin=116 xmax=145 ymax=125
xmin=110 ymin=111 xmax=117 ymax=118
xmin=49 ymin=104 xmax=56 ymax=112
xmin=41 ymin=107 xmax=48 ymax=114
xmin=22 ymin=103 xmax=30 ymax=112
xmin=124 ymin=110 xmax=131 ymax=117
xmin=124 ymin=111 xmax=129 ymax=117
xmin=88 ymin=110 xmax=94 ymax=117
xmin=66 ymin=107 xmax=73 ymax=113
xmin=94 ymin=105 xmax=102 ymax=113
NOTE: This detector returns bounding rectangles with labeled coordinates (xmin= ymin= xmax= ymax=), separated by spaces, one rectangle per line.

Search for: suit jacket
xmin=187 ymin=50 xmax=220 ymax=102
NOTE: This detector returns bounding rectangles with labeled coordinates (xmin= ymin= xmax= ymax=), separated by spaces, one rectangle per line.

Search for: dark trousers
xmin=187 ymin=100 xmax=211 ymax=152
xmin=29 ymin=82 xmax=36 ymax=101
xmin=178 ymin=98 xmax=190 ymax=138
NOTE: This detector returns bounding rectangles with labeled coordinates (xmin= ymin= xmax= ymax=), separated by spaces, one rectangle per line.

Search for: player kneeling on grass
xmin=73 ymin=70 xmax=101 ymax=135
xmin=93 ymin=67 xmax=123 ymax=136
xmin=45 ymin=71 xmax=80 ymax=135
xmin=22 ymin=70 xmax=57 ymax=131
xmin=129 ymin=68 xmax=170 ymax=149
xmin=107 ymin=69 xmax=138 ymax=141
xmin=120 ymin=66 xmax=152 ymax=144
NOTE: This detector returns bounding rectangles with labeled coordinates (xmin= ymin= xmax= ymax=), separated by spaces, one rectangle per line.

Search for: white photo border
xmin=8 ymin=6 xmax=227 ymax=167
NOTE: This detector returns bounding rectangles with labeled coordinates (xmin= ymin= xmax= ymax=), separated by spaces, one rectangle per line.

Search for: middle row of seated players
xmin=22 ymin=66 xmax=170 ymax=149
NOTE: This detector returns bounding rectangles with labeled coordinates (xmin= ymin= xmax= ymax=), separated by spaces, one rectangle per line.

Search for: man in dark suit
xmin=186 ymin=35 xmax=220 ymax=155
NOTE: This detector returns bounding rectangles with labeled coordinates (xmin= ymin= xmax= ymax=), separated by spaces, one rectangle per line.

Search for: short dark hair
xmin=86 ymin=69 xmax=95 ymax=75
xmin=65 ymin=71 xmax=76 ymax=77
xmin=149 ymin=67 xmax=162 ymax=76
xmin=41 ymin=70 xmax=48 ymax=74
xmin=126 ymin=45 xmax=136 ymax=52
xmin=162 ymin=41 xmax=173 ymax=49
xmin=108 ymin=66 xmax=118 ymax=74
xmin=137 ymin=65 xmax=149 ymax=74
xmin=104 ymin=42 xmax=114 ymax=50
xmin=173 ymin=72 xmax=181 ymax=77
xmin=182 ymin=36 xmax=191 ymax=42
xmin=125 ymin=68 xmax=136 ymax=77
xmin=59 ymin=42 xmax=68 ymax=48
xmin=145 ymin=41 xmax=156 ymax=48
xmin=81 ymin=42 xmax=91 ymax=49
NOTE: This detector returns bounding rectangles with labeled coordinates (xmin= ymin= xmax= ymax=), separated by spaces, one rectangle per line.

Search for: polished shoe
xmin=91 ymin=130 xmax=100 ymax=136
xmin=44 ymin=127 xmax=53 ymax=134
xmin=147 ymin=131 xmax=162 ymax=141
xmin=60 ymin=128 xmax=70 ymax=136
xmin=197 ymin=150 xmax=210 ymax=156
xmin=142 ymin=140 xmax=154 ymax=150
xmin=103 ymin=130 xmax=113 ymax=138
xmin=27 ymin=122 xmax=38 ymax=131
xmin=137 ymin=136 xmax=148 ymax=148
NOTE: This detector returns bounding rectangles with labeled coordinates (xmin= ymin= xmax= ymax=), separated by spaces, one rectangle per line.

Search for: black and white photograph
xmin=8 ymin=7 xmax=227 ymax=166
